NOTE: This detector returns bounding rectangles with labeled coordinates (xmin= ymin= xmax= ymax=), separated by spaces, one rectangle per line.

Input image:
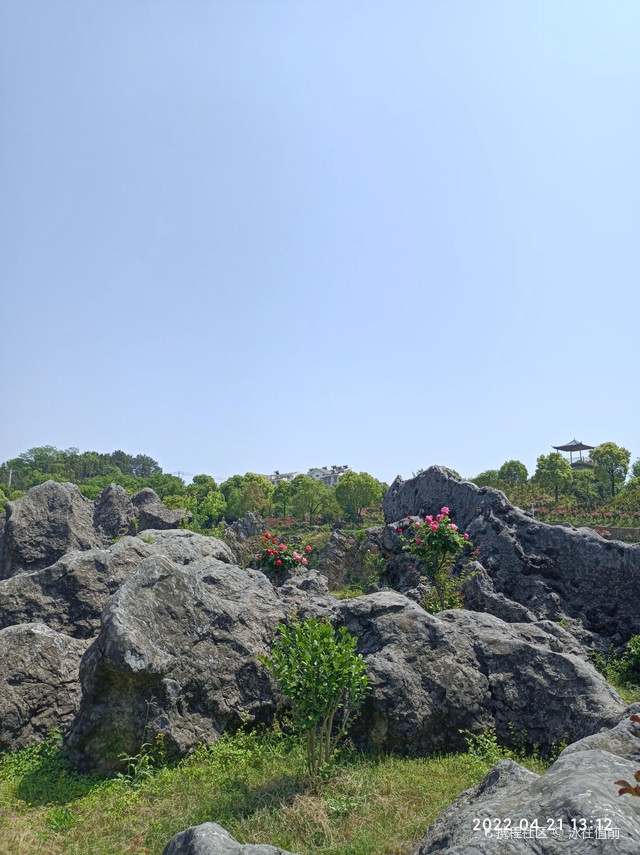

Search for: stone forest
xmin=1 ymin=466 xmax=639 ymax=854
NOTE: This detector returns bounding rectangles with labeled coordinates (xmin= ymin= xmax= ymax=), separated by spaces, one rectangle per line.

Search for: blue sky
xmin=1 ymin=1 xmax=638 ymax=485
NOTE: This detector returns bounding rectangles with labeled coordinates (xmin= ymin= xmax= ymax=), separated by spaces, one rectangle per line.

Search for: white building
xmin=307 ymin=465 xmax=351 ymax=487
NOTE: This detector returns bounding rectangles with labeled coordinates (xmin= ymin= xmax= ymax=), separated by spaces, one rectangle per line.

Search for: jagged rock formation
xmin=383 ymin=467 xmax=640 ymax=646
xmin=67 ymin=574 xmax=624 ymax=773
xmin=131 ymin=487 xmax=187 ymax=531
xmin=162 ymin=822 xmax=299 ymax=855
xmin=0 ymin=481 xmax=189 ymax=579
xmin=316 ymin=527 xmax=384 ymax=590
xmin=0 ymin=531 xmax=234 ymax=639
xmin=339 ymin=593 xmax=624 ymax=756
xmin=223 ymin=512 xmax=265 ymax=563
xmin=413 ymin=706 xmax=640 ymax=854
xmin=0 ymin=481 xmax=101 ymax=578
xmin=67 ymin=556 xmax=287 ymax=773
xmin=93 ymin=483 xmax=137 ymax=539
xmin=0 ymin=623 xmax=89 ymax=751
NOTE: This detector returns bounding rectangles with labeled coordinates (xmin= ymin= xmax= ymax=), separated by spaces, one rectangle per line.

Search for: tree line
xmin=0 ymin=446 xmax=387 ymax=529
xmin=470 ymin=442 xmax=639 ymax=510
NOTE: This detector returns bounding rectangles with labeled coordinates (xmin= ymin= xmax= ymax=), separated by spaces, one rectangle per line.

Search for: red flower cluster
xmin=256 ymin=532 xmax=311 ymax=577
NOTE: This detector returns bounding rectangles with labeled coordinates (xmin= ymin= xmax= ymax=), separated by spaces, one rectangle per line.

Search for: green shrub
xmin=260 ymin=618 xmax=369 ymax=778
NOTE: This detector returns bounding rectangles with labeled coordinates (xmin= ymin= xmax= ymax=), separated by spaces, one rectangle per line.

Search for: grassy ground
xmin=0 ymin=727 xmax=551 ymax=855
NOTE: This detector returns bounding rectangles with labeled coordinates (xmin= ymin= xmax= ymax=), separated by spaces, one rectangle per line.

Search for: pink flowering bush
xmin=256 ymin=532 xmax=310 ymax=579
xmin=400 ymin=507 xmax=473 ymax=612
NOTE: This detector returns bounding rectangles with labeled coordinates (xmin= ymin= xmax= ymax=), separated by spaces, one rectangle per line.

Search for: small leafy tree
xmin=498 ymin=460 xmax=528 ymax=485
xmin=401 ymin=507 xmax=472 ymax=612
xmin=534 ymin=452 xmax=573 ymax=503
xmin=260 ymin=618 xmax=369 ymax=778
xmin=591 ymin=442 xmax=631 ymax=498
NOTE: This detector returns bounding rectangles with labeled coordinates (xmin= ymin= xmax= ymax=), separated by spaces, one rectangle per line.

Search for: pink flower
xmin=264 ymin=532 xmax=271 ymax=539
xmin=425 ymin=515 xmax=433 ymax=523
xmin=415 ymin=538 xmax=422 ymax=545
xmin=266 ymin=548 xmax=272 ymax=554
xmin=397 ymin=528 xmax=403 ymax=534
xmin=293 ymin=551 xmax=301 ymax=561
xmin=414 ymin=522 xmax=420 ymax=528
xmin=436 ymin=514 xmax=444 ymax=521
xmin=449 ymin=523 xmax=458 ymax=531
xmin=441 ymin=506 xmax=450 ymax=515
xmin=302 ymin=557 xmax=307 ymax=565
xmin=463 ymin=533 xmax=469 ymax=540
xmin=276 ymin=559 xmax=282 ymax=566
xmin=430 ymin=522 xmax=438 ymax=532
xmin=305 ymin=545 xmax=311 ymax=552
xmin=279 ymin=543 xmax=286 ymax=551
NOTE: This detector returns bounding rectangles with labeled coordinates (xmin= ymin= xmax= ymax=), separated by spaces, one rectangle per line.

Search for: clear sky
xmin=1 ymin=1 xmax=638 ymax=485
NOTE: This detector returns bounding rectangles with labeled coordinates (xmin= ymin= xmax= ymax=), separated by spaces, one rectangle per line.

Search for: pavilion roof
xmin=553 ymin=439 xmax=595 ymax=452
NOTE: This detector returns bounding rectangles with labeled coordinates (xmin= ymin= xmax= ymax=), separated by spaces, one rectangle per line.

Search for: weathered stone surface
xmin=383 ymin=467 xmax=640 ymax=645
xmin=338 ymin=593 xmax=625 ymax=756
xmin=0 ymin=530 xmax=236 ymax=640
xmin=0 ymin=623 xmax=89 ymax=751
xmin=461 ymin=562 xmax=537 ymax=624
xmin=315 ymin=527 xmax=386 ymax=591
xmin=413 ymin=714 xmax=640 ymax=853
xmin=0 ymin=481 xmax=101 ymax=579
xmin=162 ymin=822 xmax=298 ymax=855
xmin=0 ymin=537 xmax=155 ymax=638
xmin=132 ymin=487 xmax=186 ymax=531
xmin=228 ymin=512 xmax=264 ymax=541
xmin=93 ymin=483 xmax=137 ymax=539
xmin=561 ymin=703 xmax=640 ymax=762
xmin=276 ymin=569 xmax=338 ymax=620
xmin=138 ymin=529 xmax=236 ymax=566
xmin=67 ymin=556 xmax=286 ymax=773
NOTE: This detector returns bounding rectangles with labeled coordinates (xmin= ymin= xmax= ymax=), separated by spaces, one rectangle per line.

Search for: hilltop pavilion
xmin=552 ymin=439 xmax=595 ymax=470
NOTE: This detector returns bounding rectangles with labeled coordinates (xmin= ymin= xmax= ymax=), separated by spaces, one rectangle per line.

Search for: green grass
xmin=0 ymin=726 xmax=552 ymax=855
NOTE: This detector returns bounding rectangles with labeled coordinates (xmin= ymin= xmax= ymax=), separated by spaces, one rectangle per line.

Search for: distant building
xmin=267 ymin=470 xmax=300 ymax=485
xmin=307 ymin=464 xmax=351 ymax=487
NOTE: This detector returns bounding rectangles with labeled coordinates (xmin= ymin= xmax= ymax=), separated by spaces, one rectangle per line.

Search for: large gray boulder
xmin=162 ymin=822 xmax=298 ymax=855
xmin=0 ymin=537 xmax=156 ymax=638
xmin=0 ymin=623 xmax=89 ymax=751
xmin=67 ymin=556 xmax=286 ymax=773
xmin=138 ymin=529 xmax=236 ymax=566
xmin=338 ymin=593 xmax=625 ymax=756
xmin=413 ymin=709 xmax=640 ymax=854
xmin=0 ymin=530 xmax=235 ymax=639
xmin=383 ymin=467 xmax=640 ymax=645
xmin=0 ymin=481 xmax=101 ymax=578
xmin=131 ymin=487 xmax=187 ymax=531
xmin=93 ymin=483 xmax=137 ymax=539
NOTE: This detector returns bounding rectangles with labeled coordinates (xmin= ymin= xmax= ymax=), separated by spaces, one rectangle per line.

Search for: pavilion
xmin=552 ymin=439 xmax=595 ymax=470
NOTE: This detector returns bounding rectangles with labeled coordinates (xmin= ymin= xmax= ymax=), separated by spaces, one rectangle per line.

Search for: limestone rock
xmin=228 ymin=512 xmax=264 ymax=541
xmin=162 ymin=822 xmax=298 ymax=855
xmin=276 ymin=569 xmax=339 ymax=620
xmin=138 ymin=529 xmax=235 ymax=566
xmin=0 ymin=623 xmax=89 ymax=750
xmin=338 ymin=593 xmax=625 ymax=756
xmin=0 ymin=537 xmax=155 ymax=638
xmin=67 ymin=556 xmax=285 ymax=773
xmin=93 ymin=483 xmax=137 ymax=539
xmin=383 ymin=467 xmax=640 ymax=645
xmin=132 ymin=488 xmax=186 ymax=531
xmin=0 ymin=481 xmax=101 ymax=579
xmin=413 ymin=713 xmax=640 ymax=853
